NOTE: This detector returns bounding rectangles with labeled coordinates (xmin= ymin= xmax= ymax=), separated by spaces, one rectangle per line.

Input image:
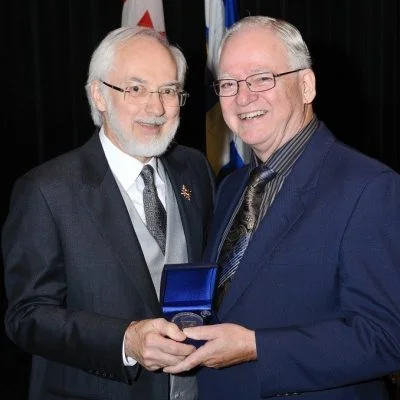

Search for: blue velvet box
xmin=160 ymin=263 xmax=218 ymax=330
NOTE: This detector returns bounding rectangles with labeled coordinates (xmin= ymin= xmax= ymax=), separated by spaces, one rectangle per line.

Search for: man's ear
xmin=91 ymin=80 xmax=107 ymax=112
xmin=300 ymin=68 xmax=316 ymax=104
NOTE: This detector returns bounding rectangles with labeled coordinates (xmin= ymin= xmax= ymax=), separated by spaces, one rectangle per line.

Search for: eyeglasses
xmin=213 ymin=69 xmax=304 ymax=97
xmin=101 ymin=81 xmax=189 ymax=107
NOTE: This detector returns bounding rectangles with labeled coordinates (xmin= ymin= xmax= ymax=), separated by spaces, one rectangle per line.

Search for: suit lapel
xmin=77 ymin=136 xmax=160 ymax=314
xmin=218 ymin=179 xmax=308 ymax=318
xmin=205 ymin=167 xmax=250 ymax=261
xmin=161 ymin=153 xmax=204 ymax=261
xmin=218 ymin=126 xmax=336 ymax=319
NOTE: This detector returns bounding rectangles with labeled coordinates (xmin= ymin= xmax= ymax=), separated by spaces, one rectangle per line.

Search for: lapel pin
xmin=180 ymin=184 xmax=192 ymax=201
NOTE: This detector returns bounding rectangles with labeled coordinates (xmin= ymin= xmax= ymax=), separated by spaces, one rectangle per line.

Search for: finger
xmin=163 ymin=357 xmax=193 ymax=374
xmin=154 ymin=353 xmax=188 ymax=368
xmin=164 ymin=345 xmax=208 ymax=373
xmin=141 ymin=346 xmax=191 ymax=370
xmin=183 ymin=325 xmax=217 ymax=341
xmin=161 ymin=320 xmax=188 ymax=342
xmin=160 ymin=339 xmax=196 ymax=357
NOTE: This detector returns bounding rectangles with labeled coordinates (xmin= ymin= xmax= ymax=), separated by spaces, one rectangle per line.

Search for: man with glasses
xmin=2 ymin=27 xmax=214 ymax=400
xmin=165 ymin=16 xmax=400 ymax=400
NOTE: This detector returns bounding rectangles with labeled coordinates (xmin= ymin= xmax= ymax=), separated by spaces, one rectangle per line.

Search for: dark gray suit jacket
xmin=2 ymin=133 xmax=215 ymax=400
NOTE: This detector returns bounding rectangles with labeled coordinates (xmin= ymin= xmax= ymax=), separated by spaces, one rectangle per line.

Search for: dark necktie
xmin=140 ymin=164 xmax=167 ymax=254
xmin=214 ymin=165 xmax=276 ymax=308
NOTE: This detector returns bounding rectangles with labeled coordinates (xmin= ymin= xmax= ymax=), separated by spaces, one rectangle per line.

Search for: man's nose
xmin=145 ymin=92 xmax=165 ymax=115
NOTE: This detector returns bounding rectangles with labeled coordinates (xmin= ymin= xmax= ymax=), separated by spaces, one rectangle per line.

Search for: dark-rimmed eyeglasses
xmin=213 ymin=69 xmax=304 ymax=97
xmin=101 ymin=81 xmax=189 ymax=107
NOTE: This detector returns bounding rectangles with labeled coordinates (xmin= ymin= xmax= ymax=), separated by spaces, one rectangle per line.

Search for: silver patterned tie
xmin=140 ymin=165 xmax=167 ymax=254
xmin=214 ymin=165 xmax=276 ymax=308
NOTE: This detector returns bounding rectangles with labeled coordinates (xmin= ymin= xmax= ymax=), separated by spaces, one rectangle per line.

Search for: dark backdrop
xmin=1 ymin=1 xmax=399 ymax=398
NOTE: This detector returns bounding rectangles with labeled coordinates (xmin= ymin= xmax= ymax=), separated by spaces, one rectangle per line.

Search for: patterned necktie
xmin=214 ymin=165 xmax=276 ymax=308
xmin=140 ymin=164 xmax=167 ymax=254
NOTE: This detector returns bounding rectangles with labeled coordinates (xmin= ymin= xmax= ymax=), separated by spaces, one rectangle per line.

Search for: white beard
xmin=106 ymin=99 xmax=179 ymax=158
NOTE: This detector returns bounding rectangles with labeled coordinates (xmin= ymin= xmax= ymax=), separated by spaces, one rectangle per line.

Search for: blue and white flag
xmin=205 ymin=0 xmax=250 ymax=181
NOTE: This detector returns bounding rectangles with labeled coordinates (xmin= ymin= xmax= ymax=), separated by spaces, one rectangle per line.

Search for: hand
xmin=124 ymin=318 xmax=196 ymax=371
xmin=163 ymin=323 xmax=257 ymax=374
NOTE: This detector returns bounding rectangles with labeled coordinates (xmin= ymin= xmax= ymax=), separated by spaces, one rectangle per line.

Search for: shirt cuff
xmin=122 ymin=326 xmax=138 ymax=366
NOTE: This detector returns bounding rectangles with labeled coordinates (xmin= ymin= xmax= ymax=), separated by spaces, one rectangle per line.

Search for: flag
xmin=121 ymin=0 xmax=165 ymax=34
xmin=205 ymin=0 xmax=250 ymax=182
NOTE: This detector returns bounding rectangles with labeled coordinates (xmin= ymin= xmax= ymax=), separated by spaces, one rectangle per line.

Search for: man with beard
xmin=2 ymin=27 xmax=214 ymax=400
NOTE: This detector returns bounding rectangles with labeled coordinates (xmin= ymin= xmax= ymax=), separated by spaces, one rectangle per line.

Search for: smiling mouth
xmin=138 ymin=122 xmax=162 ymax=128
xmin=238 ymin=110 xmax=266 ymax=120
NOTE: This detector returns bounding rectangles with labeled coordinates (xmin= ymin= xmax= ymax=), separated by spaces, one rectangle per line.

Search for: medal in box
xmin=160 ymin=263 xmax=218 ymax=330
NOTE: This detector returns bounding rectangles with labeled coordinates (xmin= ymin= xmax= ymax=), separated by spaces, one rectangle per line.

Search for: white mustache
xmin=136 ymin=116 xmax=167 ymax=126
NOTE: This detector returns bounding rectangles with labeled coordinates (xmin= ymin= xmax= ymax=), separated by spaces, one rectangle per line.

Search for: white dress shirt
xmin=99 ymin=128 xmax=166 ymax=222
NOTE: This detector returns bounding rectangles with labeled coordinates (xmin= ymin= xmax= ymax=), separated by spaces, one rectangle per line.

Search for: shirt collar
xmin=99 ymin=127 xmax=160 ymax=191
xmin=251 ymin=115 xmax=319 ymax=175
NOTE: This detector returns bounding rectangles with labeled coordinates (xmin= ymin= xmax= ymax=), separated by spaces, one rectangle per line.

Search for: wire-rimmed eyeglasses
xmin=213 ymin=68 xmax=304 ymax=97
xmin=101 ymin=81 xmax=189 ymax=107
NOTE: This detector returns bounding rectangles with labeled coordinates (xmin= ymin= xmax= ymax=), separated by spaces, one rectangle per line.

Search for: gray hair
xmin=86 ymin=27 xmax=187 ymax=126
xmin=218 ymin=16 xmax=312 ymax=73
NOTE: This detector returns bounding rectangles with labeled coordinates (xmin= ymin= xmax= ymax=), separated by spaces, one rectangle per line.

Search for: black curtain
xmin=238 ymin=0 xmax=399 ymax=171
xmin=1 ymin=0 xmax=399 ymax=398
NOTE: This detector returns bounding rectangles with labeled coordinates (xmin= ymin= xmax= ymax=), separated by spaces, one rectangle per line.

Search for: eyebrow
xmin=218 ymin=70 xmax=272 ymax=80
xmin=125 ymin=77 xmax=180 ymax=88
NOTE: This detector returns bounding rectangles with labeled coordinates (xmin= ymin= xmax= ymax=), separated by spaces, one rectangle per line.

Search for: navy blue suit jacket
xmin=199 ymin=122 xmax=400 ymax=399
